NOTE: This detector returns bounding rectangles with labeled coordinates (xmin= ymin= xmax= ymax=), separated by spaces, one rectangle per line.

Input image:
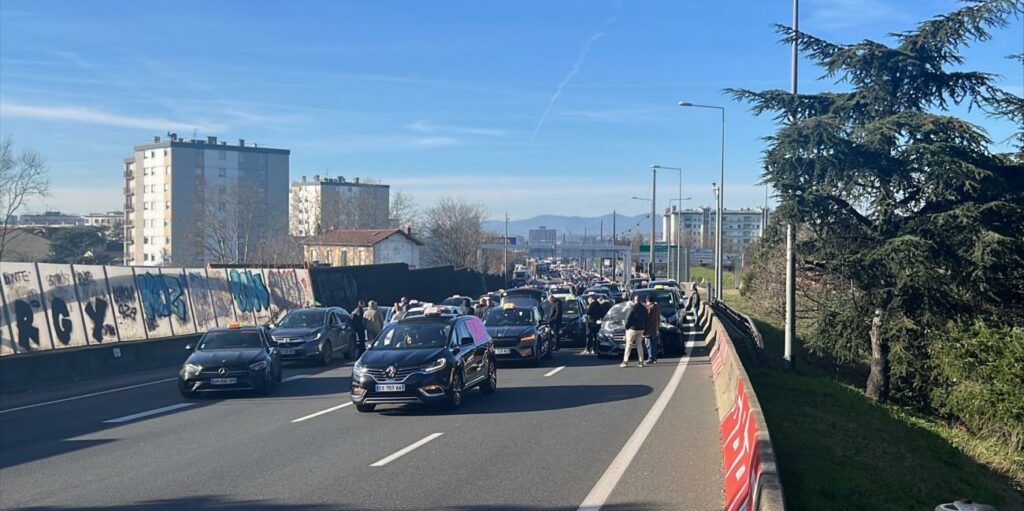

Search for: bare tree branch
xmin=0 ymin=137 xmax=50 ymax=262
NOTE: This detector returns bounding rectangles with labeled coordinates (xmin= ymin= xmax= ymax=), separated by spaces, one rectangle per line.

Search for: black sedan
xmin=630 ymin=287 xmax=686 ymax=355
xmin=269 ymin=307 xmax=356 ymax=365
xmin=350 ymin=312 xmax=496 ymax=412
xmin=483 ymin=302 xmax=553 ymax=366
xmin=179 ymin=325 xmax=282 ymax=397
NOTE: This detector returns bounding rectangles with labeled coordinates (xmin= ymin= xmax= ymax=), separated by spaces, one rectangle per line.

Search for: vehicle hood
xmin=486 ymin=325 xmax=535 ymax=338
xmin=359 ymin=347 xmax=447 ymax=368
xmin=600 ymin=322 xmax=625 ymax=336
xmin=187 ymin=349 xmax=265 ymax=368
xmin=661 ymin=308 xmax=678 ymax=319
xmin=269 ymin=327 xmax=320 ymax=338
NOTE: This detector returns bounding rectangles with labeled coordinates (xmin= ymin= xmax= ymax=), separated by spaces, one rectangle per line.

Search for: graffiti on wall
xmin=0 ymin=263 xmax=313 ymax=356
xmin=38 ymin=263 xmax=89 ymax=349
xmin=73 ymin=265 xmax=118 ymax=343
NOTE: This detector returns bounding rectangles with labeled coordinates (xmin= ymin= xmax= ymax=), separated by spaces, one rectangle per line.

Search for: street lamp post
xmin=630 ymin=195 xmax=654 ymax=276
xmin=653 ymin=165 xmax=686 ymax=281
xmin=669 ymin=197 xmax=692 ymax=282
xmin=650 ymin=167 xmax=657 ymax=278
xmin=679 ymin=101 xmax=726 ymax=301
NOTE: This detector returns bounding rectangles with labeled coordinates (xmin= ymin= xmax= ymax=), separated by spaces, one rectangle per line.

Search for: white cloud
xmin=406 ymin=120 xmax=511 ymax=138
xmin=412 ymin=136 xmax=459 ymax=148
xmin=0 ymin=101 xmax=224 ymax=133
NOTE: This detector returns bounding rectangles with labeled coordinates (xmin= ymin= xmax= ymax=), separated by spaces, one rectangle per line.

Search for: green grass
xmin=726 ymin=304 xmax=1024 ymax=510
xmin=689 ymin=266 xmax=738 ymax=289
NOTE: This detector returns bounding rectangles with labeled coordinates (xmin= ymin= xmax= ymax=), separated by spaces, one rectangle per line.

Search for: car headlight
xmin=183 ymin=363 xmax=202 ymax=375
xmin=307 ymin=331 xmax=323 ymax=341
xmin=353 ymin=361 xmax=367 ymax=376
xmin=422 ymin=358 xmax=447 ymax=374
xmin=520 ymin=333 xmax=536 ymax=344
xmin=249 ymin=360 xmax=268 ymax=371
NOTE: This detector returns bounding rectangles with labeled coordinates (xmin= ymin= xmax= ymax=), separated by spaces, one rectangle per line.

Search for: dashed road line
xmin=291 ymin=402 xmax=352 ymax=423
xmin=370 ymin=433 xmax=444 ymax=467
xmin=103 ymin=403 xmax=196 ymax=424
xmin=544 ymin=365 xmax=566 ymax=377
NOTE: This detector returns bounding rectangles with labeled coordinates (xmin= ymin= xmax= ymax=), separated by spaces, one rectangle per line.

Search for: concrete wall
xmin=0 ymin=262 xmax=312 ymax=357
xmin=696 ymin=303 xmax=786 ymax=511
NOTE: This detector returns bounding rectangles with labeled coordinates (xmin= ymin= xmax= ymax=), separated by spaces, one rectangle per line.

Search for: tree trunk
xmin=866 ymin=306 xmax=889 ymax=401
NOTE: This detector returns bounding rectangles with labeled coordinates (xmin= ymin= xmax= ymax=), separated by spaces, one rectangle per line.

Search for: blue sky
xmin=1 ymin=0 xmax=1021 ymax=220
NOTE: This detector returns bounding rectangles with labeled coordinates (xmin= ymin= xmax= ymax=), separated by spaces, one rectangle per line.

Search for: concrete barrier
xmin=0 ymin=333 xmax=200 ymax=394
xmin=699 ymin=302 xmax=786 ymax=511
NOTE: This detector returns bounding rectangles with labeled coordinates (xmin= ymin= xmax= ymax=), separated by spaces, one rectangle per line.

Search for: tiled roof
xmin=303 ymin=229 xmax=423 ymax=247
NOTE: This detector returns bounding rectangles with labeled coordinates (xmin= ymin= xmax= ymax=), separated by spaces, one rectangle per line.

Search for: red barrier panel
xmin=721 ymin=380 xmax=761 ymax=511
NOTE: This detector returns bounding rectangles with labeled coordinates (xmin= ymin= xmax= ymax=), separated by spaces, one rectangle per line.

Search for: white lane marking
xmin=102 ymin=403 xmax=196 ymax=424
xmin=0 ymin=378 xmax=177 ymax=415
xmin=291 ymin=402 xmax=352 ymax=423
xmin=370 ymin=432 xmax=444 ymax=467
xmin=282 ymin=374 xmax=311 ymax=383
xmin=577 ymin=343 xmax=693 ymax=510
xmin=544 ymin=365 xmax=566 ymax=377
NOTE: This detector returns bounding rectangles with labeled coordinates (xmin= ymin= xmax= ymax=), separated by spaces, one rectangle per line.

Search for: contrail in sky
xmin=531 ymin=2 xmax=622 ymax=142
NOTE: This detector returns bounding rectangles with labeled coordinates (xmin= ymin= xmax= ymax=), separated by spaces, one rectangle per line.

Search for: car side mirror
xmin=185 ymin=344 xmax=194 ymax=351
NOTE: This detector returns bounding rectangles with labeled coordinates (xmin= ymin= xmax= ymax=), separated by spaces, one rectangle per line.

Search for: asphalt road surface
xmin=0 ymin=318 xmax=723 ymax=511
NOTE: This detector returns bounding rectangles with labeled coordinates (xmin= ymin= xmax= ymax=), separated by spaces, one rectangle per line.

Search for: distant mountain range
xmin=482 ymin=213 xmax=662 ymax=239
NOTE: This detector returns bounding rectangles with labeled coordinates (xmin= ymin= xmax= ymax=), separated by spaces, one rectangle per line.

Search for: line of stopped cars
xmin=177 ymin=276 xmax=692 ymax=414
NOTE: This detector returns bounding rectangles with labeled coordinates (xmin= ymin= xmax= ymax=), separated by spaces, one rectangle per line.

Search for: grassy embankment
xmin=721 ymin=288 xmax=1023 ymax=511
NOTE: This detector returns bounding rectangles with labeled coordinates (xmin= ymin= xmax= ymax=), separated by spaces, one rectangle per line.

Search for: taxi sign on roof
xmin=227 ymin=321 xmax=241 ymax=329
xmin=502 ymin=302 xmax=516 ymax=310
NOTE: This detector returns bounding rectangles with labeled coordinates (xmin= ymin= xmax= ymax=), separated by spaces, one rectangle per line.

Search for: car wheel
xmin=179 ymin=387 xmax=197 ymax=399
xmin=543 ymin=338 xmax=553 ymax=359
xmin=445 ymin=373 xmax=464 ymax=410
xmin=480 ymin=360 xmax=497 ymax=395
xmin=320 ymin=341 xmax=333 ymax=366
xmin=275 ymin=364 xmax=283 ymax=383
xmin=259 ymin=377 xmax=275 ymax=396
xmin=356 ymin=403 xmax=376 ymax=413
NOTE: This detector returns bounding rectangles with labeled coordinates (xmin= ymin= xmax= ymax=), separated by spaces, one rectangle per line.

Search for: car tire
xmin=543 ymin=338 xmax=554 ymax=359
xmin=259 ymin=378 xmax=275 ymax=396
xmin=275 ymin=364 xmax=283 ymax=383
xmin=355 ymin=403 xmax=376 ymax=413
xmin=179 ymin=387 xmax=197 ymax=399
xmin=444 ymin=373 xmax=464 ymax=411
xmin=480 ymin=360 xmax=497 ymax=395
xmin=320 ymin=341 xmax=333 ymax=366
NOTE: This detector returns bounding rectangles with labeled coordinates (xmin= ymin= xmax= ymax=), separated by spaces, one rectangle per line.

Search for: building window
xmin=144 ymin=237 xmax=150 ymax=244
xmin=218 ymin=168 xmax=226 ymax=177
xmin=163 ymin=184 xmax=169 ymax=192
xmin=163 ymin=149 xmax=168 ymax=157
xmin=165 ymin=201 xmax=171 ymax=209
xmin=341 ymin=251 xmax=348 ymax=266
xmin=218 ymin=150 xmax=226 ymax=160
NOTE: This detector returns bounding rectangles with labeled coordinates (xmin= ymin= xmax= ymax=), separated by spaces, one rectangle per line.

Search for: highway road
xmin=0 ymin=318 xmax=723 ymax=511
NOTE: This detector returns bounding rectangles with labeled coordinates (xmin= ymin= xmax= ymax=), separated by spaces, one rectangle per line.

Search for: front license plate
xmin=279 ymin=348 xmax=296 ymax=355
xmin=210 ymin=378 xmax=237 ymax=385
xmin=494 ymin=348 xmax=511 ymax=355
xmin=375 ymin=384 xmax=405 ymax=392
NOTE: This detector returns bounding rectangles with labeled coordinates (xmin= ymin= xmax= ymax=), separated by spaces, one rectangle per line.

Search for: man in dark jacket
xmin=583 ymin=295 xmax=605 ymax=355
xmin=546 ymin=295 xmax=563 ymax=351
xmin=643 ymin=295 xmax=661 ymax=364
xmin=351 ymin=300 xmax=366 ymax=352
xmin=622 ymin=294 xmax=647 ymax=367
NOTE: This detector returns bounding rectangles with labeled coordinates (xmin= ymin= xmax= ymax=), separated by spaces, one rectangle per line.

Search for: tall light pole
xmin=669 ymin=197 xmax=692 ymax=282
xmin=503 ymin=212 xmax=509 ymax=288
xmin=785 ymin=0 xmax=799 ymax=371
xmin=711 ymin=183 xmax=720 ymax=297
xmin=653 ymin=165 xmax=683 ymax=281
xmin=679 ymin=101 xmax=726 ymax=301
xmin=630 ymin=195 xmax=654 ymax=276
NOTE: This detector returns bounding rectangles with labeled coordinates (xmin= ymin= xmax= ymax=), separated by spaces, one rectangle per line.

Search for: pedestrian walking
xmin=351 ymin=300 xmax=366 ymax=352
xmin=363 ymin=300 xmax=384 ymax=343
xmin=474 ymin=297 xmax=490 ymax=319
xmin=621 ymin=294 xmax=647 ymax=367
xmin=546 ymin=294 xmax=563 ymax=352
xmin=643 ymin=295 xmax=661 ymax=364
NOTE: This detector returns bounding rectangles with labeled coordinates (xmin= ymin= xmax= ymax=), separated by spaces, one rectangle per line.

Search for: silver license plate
xmin=279 ymin=348 xmax=296 ymax=355
xmin=494 ymin=348 xmax=511 ymax=355
xmin=375 ymin=384 xmax=405 ymax=392
xmin=210 ymin=377 xmax=237 ymax=385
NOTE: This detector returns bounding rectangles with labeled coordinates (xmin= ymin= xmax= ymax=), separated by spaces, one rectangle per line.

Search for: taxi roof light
xmin=227 ymin=321 xmax=241 ymax=329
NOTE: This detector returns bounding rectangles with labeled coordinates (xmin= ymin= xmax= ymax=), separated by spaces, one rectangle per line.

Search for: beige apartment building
xmin=123 ymin=134 xmax=290 ymax=266
xmin=289 ymin=175 xmax=391 ymax=237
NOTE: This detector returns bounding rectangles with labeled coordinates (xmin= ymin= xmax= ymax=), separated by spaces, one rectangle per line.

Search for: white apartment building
xmin=289 ymin=175 xmax=390 ymax=237
xmin=664 ymin=207 xmax=771 ymax=253
xmin=83 ymin=211 xmax=123 ymax=228
xmin=123 ymin=135 xmax=290 ymax=266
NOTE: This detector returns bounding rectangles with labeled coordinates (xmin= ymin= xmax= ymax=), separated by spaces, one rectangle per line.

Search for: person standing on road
xmin=583 ymin=295 xmax=601 ymax=355
xmin=622 ymin=294 xmax=647 ymax=367
xmin=643 ymin=295 xmax=661 ymax=365
xmin=351 ymin=300 xmax=366 ymax=352
xmin=474 ymin=297 xmax=490 ymax=319
xmin=363 ymin=300 xmax=384 ymax=343
xmin=546 ymin=295 xmax=563 ymax=352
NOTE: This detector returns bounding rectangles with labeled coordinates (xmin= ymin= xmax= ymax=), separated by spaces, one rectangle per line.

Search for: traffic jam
xmin=176 ymin=261 xmax=700 ymax=413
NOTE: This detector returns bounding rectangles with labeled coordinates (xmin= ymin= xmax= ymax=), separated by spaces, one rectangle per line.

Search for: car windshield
xmin=604 ymin=302 xmax=632 ymax=323
xmin=371 ymin=322 xmax=451 ymax=350
xmin=276 ymin=309 xmax=325 ymax=328
xmin=198 ymin=330 xmax=264 ymax=350
xmin=440 ymin=298 xmax=465 ymax=306
xmin=562 ymin=301 xmax=581 ymax=317
xmin=634 ymin=292 xmax=677 ymax=311
xmin=484 ymin=308 xmax=534 ymax=327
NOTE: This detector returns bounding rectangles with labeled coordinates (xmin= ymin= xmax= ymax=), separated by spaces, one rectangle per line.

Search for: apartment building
xmin=123 ymin=135 xmax=289 ymax=266
xmin=665 ymin=207 xmax=770 ymax=253
xmin=83 ymin=211 xmax=124 ymax=229
xmin=289 ymin=175 xmax=390 ymax=237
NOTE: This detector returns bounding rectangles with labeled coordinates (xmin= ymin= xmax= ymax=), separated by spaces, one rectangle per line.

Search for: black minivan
xmin=350 ymin=310 xmax=496 ymax=412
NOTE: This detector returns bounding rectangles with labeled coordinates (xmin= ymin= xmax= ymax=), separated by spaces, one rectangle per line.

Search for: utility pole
xmin=650 ymin=166 xmax=657 ymax=278
xmin=784 ymin=0 xmax=799 ymax=371
xmin=612 ymin=211 xmax=617 ymax=244
xmin=503 ymin=212 xmax=509 ymax=288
